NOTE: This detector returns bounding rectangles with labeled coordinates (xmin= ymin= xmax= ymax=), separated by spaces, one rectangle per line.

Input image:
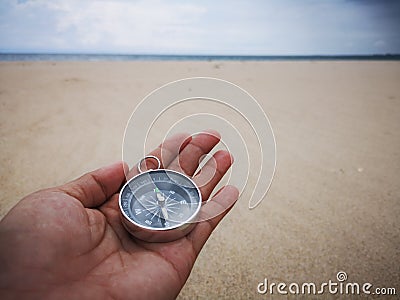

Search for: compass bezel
xmin=119 ymin=169 xmax=202 ymax=232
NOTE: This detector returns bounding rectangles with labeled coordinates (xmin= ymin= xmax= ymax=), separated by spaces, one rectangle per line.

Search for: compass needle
xmin=161 ymin=207 xmax=169 ymax=221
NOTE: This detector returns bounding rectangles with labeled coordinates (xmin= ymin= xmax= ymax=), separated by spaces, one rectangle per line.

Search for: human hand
xmin=0 ymin=130 xmax=238 ymax=300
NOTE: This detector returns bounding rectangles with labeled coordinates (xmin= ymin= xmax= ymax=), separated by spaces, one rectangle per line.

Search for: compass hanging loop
xmin=137 ymin=155 xmax=161 ymax=173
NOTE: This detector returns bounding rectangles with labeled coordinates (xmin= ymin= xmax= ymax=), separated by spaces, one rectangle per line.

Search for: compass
xmin=119 ymin=156 xmax=202 ymax=242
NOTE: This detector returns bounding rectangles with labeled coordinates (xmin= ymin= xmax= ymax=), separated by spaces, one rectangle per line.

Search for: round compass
xmin=119 ymin=156 xmax=202 ymax=242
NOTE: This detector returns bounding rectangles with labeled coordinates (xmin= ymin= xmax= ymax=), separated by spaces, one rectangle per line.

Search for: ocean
xmin=1 ymin=53 xmax=400 ymax=61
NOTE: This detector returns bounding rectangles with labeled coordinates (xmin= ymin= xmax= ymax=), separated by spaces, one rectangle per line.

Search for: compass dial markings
xmin=120 ymin=169 xmax=201 ymax=230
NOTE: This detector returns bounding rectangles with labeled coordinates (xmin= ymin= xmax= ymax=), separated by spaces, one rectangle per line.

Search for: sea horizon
xmin=1 ymin=53 xmax=400 ymax=62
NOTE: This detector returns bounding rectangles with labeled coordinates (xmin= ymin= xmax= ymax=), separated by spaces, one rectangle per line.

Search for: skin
xmin=0 ymin=130 xmax=238 ymax=300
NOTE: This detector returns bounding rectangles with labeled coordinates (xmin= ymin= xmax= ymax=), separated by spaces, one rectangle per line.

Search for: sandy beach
xmin=0 ymin=60 xmax=399 ymax=298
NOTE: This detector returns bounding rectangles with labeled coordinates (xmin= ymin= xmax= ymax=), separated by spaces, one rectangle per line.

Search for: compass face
xmin=119 ymin=169 xmax=202 ymax=230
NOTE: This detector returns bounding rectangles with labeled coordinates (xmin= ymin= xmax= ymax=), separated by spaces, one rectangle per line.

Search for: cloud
xmin=0 ymin=0 xmax=399 ymax=54
xmin=53 ymin=1 xmax=207 ymax=51
xmin=0 ymin=0 xmax=208 ymax=52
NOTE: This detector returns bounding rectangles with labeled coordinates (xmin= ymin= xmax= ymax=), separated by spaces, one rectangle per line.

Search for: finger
xmin=193 ymin=150 xmax=234 ymax=201
xmin=168 ymin=129 xmax=220 ymax=176
xmin=187 ymin=185 xmax=239 ymax=255
xmin=57 ymin=161 xmax=127 ymax=208
xmin=127 ymin=132 xmax=192 ymax=179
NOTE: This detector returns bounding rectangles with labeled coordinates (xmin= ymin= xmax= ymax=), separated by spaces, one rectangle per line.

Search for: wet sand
xmin=0 ymin=60 xmax=399 ymax=298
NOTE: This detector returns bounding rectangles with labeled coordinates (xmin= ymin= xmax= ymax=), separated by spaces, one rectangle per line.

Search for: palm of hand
xmin=0 ymin=131 xmax=238 ymax=300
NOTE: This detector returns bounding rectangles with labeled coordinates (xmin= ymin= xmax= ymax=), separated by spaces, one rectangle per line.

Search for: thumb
xmin=57 ymin=161 xmax=127 ymax=208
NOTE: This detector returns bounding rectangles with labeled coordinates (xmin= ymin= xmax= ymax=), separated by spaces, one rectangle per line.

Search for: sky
xmin=0 ymin=0 xmax=399 ymax=55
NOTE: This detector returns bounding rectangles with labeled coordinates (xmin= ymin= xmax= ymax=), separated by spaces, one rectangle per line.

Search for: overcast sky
xmin=0 ymin=0 xmax=399 ymax=55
